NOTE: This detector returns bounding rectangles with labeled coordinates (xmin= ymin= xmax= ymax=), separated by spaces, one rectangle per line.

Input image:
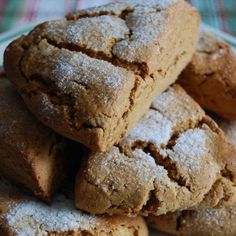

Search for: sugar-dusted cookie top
xmin=0 ymin=179 xmax=148 ymax=236
xmin=147 ymin=116 xmax=236 ymax=236
xmin=75 ymin=85 xmax=236 ymax=217
xmin=4 ymin=0 xmax=200 ymax=151
xmin=147 ymin=205 xmax=236 ymax=236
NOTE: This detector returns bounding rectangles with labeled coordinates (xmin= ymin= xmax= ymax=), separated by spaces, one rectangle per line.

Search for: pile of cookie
xmin=1 ymin=0 xmax=236 ymax=235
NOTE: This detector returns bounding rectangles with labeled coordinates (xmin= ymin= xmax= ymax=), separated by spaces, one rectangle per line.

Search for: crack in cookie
xmin=75 ymin=85 xmax=236 ymax=217
xmin=178 ymin=31 xmax=236 ymax=119
xmin=4 ymin=0 xmax=200 ymax=151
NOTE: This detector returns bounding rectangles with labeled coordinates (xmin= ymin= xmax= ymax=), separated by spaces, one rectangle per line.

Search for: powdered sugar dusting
xmin=168 ymin=128 xmax=214 ymax=173
xmin=68 ymin=0 xmax=177 ymax=68
xmin=86 ymin=146 xmax=157 ymax=201
xmin=78 ymin=0 xmax=176 ymax=15
xmin=52 ymin=54 xmax=75 ymax=87
xmin=4 ymin=191 xmax=101 ymax=236
xmin=127 ymin=109 xmax=173 ymax=148
xmin=119 ymin=86 xmax=221 ymax=200
xmin=76 ymin=85 xmax=231 ymax=216
xmin=124 ymin=87 xmax=214 ymax=173
xmin=50 ymin=45 xmax=130 ymax=104
xmin=121 ymin=0 xmax=176 ymax=9
xmin=45 ymin=16 xmax=129 ymax=57
xmin=36 ymin=92 xmax=63 ymax=120
xmin=115 ymin=0 xmax=178 ymax=12
xmin=151 ymin=86 xmax=204 ymax=129
xmin=97 ymin=146 xmax=157 ymax=181
xmin=112 ymin=6 xmax=166 ymax=63
xmin=203 ymin=208 xmax=228 ymax=228
xmin=36 ymin=39 xmax=128 ymax=94
xmin=156 ymin=127 xmax=220 ymax=198
xmin=131 ymin=148 xmax=159 ymax=179
xmin=52 ymin=50 xmax=125 ymax=88
xmin=185 ymin=206 xmax=236 ymax=234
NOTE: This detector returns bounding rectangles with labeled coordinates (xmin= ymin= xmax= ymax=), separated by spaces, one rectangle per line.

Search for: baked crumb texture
xmin=146 ymin=206 xmax=236 ymax=236
xmin=0 ymin=77 xmax=69 ymax=202
xmin=75 ymin=85 xmax=236 ymax=217
xmin=178 ymin=31 xmax=236 ymax=120
xmin=0 ymin=179 xmax=148 ymax=236
xmin=147 ymin=118 xmax=236 ymax=236
xmin=4 ymin=0 xmax=200 ymax=151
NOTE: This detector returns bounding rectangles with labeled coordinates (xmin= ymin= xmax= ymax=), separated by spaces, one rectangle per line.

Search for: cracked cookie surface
xmin=4 ymin=0 xmax=200 ymax=151
xmin=178 ymin=31 xmax=236 ymax=120
xmin=146 ymin=117 xmax=236 ymax=236
xmin=0 ymin=76 xmax=69 ymax=202
xmin=147 ymin=206 xmax=236 ymax=236
xmin=0 ymin=179 xmax=148 ymax=236
xmin=75 ymin=85 xmax=236 ymax=217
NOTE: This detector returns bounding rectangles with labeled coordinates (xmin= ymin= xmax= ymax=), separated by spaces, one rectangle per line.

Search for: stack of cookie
xmin=1 ymin=0 xmax=236 ymax=235
xmin=146 ymin=32 xmax=236 ymax=236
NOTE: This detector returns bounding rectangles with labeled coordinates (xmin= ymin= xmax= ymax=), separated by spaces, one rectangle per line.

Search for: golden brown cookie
xmin=0 ymin=179 xmax=148 ymax=236
xmin=146 ymin=117 xmax=236 ymax=236
xmin=178 ymin=31 xmax=236 ymax=120
xmin=147 ymin=206 xmax=236 ymax=236
xmin=0 ymin=76 xmax=70 ymax=202
xmin=4 ymin=0 xmax=200 ymax=152
xmin=75 ymin=85 xmax=236 ymax=217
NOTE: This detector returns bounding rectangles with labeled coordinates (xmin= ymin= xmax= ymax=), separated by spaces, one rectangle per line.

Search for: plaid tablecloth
xmin=0 ymin=0 xmax=236 ymax=36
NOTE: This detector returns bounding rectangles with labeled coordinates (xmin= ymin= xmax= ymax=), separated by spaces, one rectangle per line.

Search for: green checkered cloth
xmin=190 ymin=0 xmax=236 ymax=36
xmin=0 ymin=0 xmax=236 ymax=36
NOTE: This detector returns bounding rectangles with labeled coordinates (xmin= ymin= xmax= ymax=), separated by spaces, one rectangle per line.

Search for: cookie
xmin=0 ymin=76 xmax=70 ymax=202
xmin=217 ymin=119 xmax=236 ymax=146
xmin=4 ymin=0 xmax=200 ymax=151
xmin=147 ymin=206 xmax=236 ymax=236
xmin=75 ymin=85 xmax=236 ymax=217
xmin=147 ymin=117 xmax=236 ymax=236
xmin=0 ymin=179 xmax=148 ymax=236
xmin=178 ymin=31 xmax=236 ymax=120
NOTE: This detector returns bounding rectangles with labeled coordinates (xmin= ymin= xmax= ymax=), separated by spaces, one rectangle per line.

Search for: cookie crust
xmin=0 ymin=77 xmax=69 ymax=202
xmin=178 ymin=32 xmax=236 ymax=120
xmin=4 ymin=0 xmax=200 ymax=151
xmin=147 ymin=118 xmax=236 ymax=236
xmin=147 ymin=206 xmax=236 ymax=236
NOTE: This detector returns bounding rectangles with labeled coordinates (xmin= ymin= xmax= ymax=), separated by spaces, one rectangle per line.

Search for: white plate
xmin=0 ymin=24 xmax=236 ymax=236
